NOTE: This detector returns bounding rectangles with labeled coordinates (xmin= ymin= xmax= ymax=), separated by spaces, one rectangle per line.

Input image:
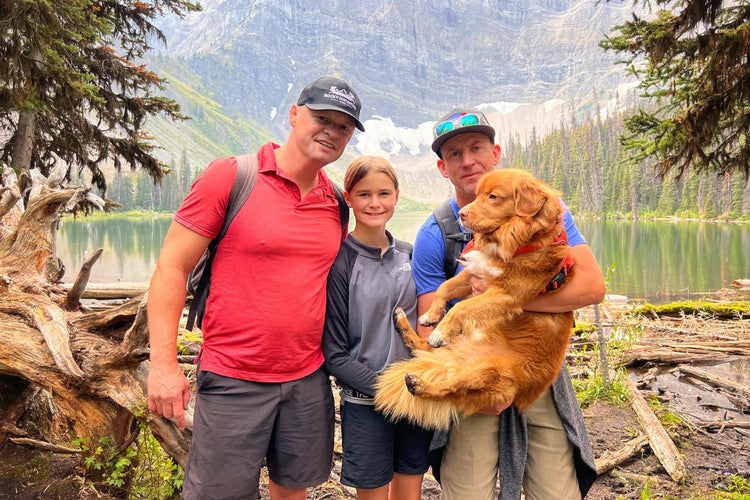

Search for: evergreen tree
xmin=601 ymin=0 xmax=750 ymax=180
xmin=0 ymin=0 xmax=200 ymax=193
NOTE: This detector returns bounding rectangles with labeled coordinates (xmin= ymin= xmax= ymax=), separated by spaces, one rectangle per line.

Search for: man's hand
xmin=147 ymin=363 xmax=191 ymax=429
xmin=477 ymin=400 xmax=512 ymax=415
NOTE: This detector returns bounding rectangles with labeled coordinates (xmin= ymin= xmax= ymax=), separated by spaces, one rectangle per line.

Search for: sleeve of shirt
xmin=174 ymin=157 xmax=237 ymax=239
xmin=322 ymin=252 xmax=380 ymax=396
xmin=412 ymin=217 xmax=449 ymax=296
xmin=560 ymin=199 xmax=586 ymax=246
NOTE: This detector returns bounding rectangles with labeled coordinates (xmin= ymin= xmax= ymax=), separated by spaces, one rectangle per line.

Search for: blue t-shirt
xmin=412 ymin=197 xmax=585 ymax=296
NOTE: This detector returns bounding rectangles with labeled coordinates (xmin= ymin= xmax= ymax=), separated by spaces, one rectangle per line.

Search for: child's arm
xmin=322 ymin=257 xmax=380 ymax=396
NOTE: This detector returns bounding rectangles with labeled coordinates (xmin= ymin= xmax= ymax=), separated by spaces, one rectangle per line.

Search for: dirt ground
xmin=1 ymin=309 xmax=748 ymax=499
xmin=1 ymin=397 xmax=747 ymax=499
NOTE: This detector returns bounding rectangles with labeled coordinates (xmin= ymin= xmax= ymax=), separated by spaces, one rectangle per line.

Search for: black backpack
xmin=185 ymin=154 xmax=349 ymax=331
xmin=432 ymin=199 xmax=473 ymax=279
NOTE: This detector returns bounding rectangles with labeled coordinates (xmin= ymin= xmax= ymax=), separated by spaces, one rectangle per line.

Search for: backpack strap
xmin=433 ymin=199 xmax=473 ymax=279
xmin=186 ymin=154 xmax=259 ymax=330
xmin=332 ymin=182 xmax=349 ymax=237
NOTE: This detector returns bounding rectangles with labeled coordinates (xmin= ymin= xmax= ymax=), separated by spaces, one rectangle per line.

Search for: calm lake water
xmin=56 ymin=213 xmax=750 ymax=305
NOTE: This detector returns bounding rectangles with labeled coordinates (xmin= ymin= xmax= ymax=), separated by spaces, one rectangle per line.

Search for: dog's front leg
xmin=393 ymin=307 xmax=431 ymax=351
xmin=419 ymin=270 xmax=473 ymax=328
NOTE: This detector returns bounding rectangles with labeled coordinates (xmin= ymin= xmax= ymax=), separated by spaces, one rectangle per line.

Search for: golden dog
xmin=374 ymin=169 xmax=574 ymax=431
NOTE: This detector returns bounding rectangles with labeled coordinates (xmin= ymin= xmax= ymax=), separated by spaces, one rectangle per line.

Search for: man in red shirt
xmin=147 ymin=76 xmax=365 ymax=500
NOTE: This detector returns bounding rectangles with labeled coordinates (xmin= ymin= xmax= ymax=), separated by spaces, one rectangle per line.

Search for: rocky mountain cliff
xmin=146 ymin=0 xmax=638 ymax=202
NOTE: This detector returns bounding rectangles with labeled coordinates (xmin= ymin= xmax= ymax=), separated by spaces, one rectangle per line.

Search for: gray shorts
xmin=182 ymin=367 xmax=334 ymax=500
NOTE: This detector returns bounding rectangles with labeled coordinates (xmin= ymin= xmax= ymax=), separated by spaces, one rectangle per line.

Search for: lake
xmin=56 ymin=213 xmax=750 ymax=305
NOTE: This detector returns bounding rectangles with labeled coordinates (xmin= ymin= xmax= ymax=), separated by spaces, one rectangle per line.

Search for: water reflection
xmin=576 ymin=219 xmax=750 ymax=304
xmin=57 ymin=215 xmax=750 ymax=305
xmin=58 ymin=216 xmax=172 ymax=283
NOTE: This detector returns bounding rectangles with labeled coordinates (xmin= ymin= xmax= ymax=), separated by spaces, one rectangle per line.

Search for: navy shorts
xmin=339 ymin=399 xmax=432 ymax=489
xmin=182 ymin=367 xmax=334 ymax=500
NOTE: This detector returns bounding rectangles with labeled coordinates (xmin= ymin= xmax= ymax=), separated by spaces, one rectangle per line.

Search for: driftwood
xmin=624 ymin=377 xmax=688 ymax=483
xmin=64 ymin=248 xmax=103 ymax=310
xmin=608 ymin=469 xmax=660 ymax=486
xmin=0 ymin=177 xmax=191 ymax=470
xmin=676 ymin=364 xmax=750 ymax=400
xmin=595 ymin=434 xmax=650 ymax=475
xmin=10 ymin=437 xmax=82 ymax=454
xmin=624 ymin=339 xmax=749 ymax=366
xmin=60 ymin=281 xmax=149 ymax=300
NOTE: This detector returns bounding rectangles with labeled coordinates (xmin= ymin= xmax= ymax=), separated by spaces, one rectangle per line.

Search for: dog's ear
xmin=513 ymin=176 xmax=547 ymax=217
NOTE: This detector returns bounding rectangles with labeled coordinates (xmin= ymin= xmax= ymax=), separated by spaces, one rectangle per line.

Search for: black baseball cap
xmin=296 ymin=76 xmax=365 ymax=131
xmin=431 ymin=108 xmax=496 ymax=157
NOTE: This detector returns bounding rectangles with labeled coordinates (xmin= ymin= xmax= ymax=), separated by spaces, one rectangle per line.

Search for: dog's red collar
xmin=512 ymin=215 xmax=567 ymax=257
xmin=460 ymin=215 xmax=573 ymax=294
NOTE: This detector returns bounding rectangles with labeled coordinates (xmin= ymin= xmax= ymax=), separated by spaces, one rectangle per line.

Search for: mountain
xmin=145 ymin=0 xmax=638 ymax=203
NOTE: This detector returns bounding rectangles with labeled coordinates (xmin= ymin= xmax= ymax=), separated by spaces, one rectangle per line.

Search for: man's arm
xmin=523 ymin=243 xmax=605 ymax=313
xmin=147 ymin=221 xmax=211 ymax=429
xmin=416 ymin=292 xmax=436 ymax=338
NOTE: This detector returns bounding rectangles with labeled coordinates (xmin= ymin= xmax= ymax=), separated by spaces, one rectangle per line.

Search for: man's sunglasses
xmin=435 ymin=114 xmax=481 ymax=137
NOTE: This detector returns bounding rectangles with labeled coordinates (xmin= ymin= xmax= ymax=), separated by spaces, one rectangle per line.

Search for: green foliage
xmin=647 ymin=395 xmax=690 ymax=438
xmin=73 ymin=408 xmax=184 ymax=499
xmin=571 ymin=316 xmax=643 ymax=408
xmin=502 ymin=104 xmax=750 ymax=219
xmin=73 ymin=435 xmax=137 ymax=494
xmin=0 ymin=0 xmax=201 ymax=193
xmin=600 ymin=0 xmax=750 ymax=180
xmin=711 ymin=470 xmax=750 ymax=498
xmin=129 ymin=409 xmax=184 ymax=499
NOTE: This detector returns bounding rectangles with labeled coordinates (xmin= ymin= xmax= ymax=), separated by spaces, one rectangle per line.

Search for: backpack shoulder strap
xmin=332 ymin=182 xmax=349 ymax=237
xmin=216 ymin=154 xmax=259 ymax=243
xmin=433 ymin=199 xmax=473 ymax=278
xmin=186 ymin=154 xmax=259 ymax=330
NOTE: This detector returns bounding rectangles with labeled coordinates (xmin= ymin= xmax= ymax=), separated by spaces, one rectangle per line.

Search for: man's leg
xmin=182 ymin=370 xmax=278 ymax=500
xmin=522 ymin=388 xmax=580 ymax=500
xmin=266 ymin=368 xmax=335 ymax=493
xmin=440 ymin=413 xmax=499 ymax=500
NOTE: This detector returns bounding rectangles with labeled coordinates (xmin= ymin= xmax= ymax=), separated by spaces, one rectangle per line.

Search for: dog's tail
xmin=374 ymin=357 xmax=459 ymax=432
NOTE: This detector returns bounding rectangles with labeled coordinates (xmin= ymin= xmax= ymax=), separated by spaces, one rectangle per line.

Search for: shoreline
xmin=64 ymin=210 xmax=750 ymax=224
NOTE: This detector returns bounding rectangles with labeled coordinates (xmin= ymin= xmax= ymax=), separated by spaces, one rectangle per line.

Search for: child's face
xmin=345 ymin=171 xmax=399 ymax=231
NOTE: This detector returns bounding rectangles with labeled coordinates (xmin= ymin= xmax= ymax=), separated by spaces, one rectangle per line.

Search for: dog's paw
xmin=419 ymin=310 xmax=443 ymax=327
xmin=405 ymin=373 xmax=420 ymax=395
xmin=427 ymin=329 xmax=447 ymax=348
xmin=393 ymin=307 xmax=410 ymax=333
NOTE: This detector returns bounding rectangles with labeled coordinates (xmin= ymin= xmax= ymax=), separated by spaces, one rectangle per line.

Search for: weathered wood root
xmin=65 ymin=248 xmax=104 ymax=310
xmin=10 ymin=437 xmax=82 ymax=454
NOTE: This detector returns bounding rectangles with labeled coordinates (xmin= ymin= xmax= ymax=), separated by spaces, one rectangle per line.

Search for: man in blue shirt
xmin=412 ymin=108 xmax=606 ymax=500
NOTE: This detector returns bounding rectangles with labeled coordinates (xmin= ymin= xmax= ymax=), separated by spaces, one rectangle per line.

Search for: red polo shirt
xmin=175 ymin=143 xmax=344 ymax=382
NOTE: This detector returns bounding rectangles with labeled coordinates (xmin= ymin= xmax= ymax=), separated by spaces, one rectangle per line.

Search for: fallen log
xmin=60 ymin=281 xmax=149 ymax=299
xmin=595 ymin=434 xmax=649 ymax=475
xmin=676 ymin=365 xmax=750 ymax=399
xmin=608 ymin=469 xmax=660 ymax=486
xmin=624 ymin=377 xmax=688 ymax=483
xmin=731 ymin=279 xmax=750 ymax=290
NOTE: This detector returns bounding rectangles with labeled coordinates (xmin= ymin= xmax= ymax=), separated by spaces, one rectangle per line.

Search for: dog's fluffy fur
xmin=374 ymin=169 xmax=575 ymax=431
